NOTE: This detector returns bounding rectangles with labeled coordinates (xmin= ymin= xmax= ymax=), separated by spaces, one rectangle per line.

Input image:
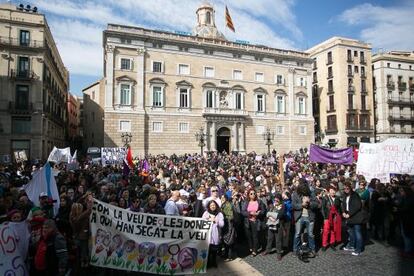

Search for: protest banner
xmin=357 ymin=138 xmax=414 ymax=182
xmin=47 ymin=147 xmax=72 ymax=164
xmin=90 ymin=199 xmax=212 ymax=274
xmin=309 ymin=144 xmax=353 ymax=164
xmin=0 ymin=223 xmax=29 ymax=276
xmin=14 ymin=150 xmax=27 ymax=163
xmin=101 ymin=147 xmax=127 ymax=166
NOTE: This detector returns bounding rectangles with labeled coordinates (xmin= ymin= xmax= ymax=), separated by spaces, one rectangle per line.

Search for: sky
xmin=10 ymin=0 xmax=414 ymax=96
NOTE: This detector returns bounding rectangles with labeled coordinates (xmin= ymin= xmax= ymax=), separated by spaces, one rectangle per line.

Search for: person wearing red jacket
xmin=321 ymin=185 xmax=342 ymax=251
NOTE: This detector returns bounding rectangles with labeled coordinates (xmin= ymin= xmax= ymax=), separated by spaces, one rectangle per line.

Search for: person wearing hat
xmin=321 ymin=185 xmax=342 ymax=251
xmin=39 ymin=192 xmax=54 ymax=219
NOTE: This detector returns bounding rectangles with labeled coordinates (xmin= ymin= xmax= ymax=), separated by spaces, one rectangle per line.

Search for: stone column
xmin=105 ymin=45 xmax=114 ymax=108
xmin=136 ymin=47 xmax=146 ymax=110
xmin=205 ymin=121 xmax=210 ymax=151
xmin=211 ymin=121 xmax=217 ymax=152
xmin=232 ymin=123 xmax=238 ymax=152
xmin=239 ymin=122 xmax=245 ymax=152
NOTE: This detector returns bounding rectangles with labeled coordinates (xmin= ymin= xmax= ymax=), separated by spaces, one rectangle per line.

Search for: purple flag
xmin=141 ymin=159 xmax=150 ymax=172
xmin=309 ymin=144 xmax=354 ymax=164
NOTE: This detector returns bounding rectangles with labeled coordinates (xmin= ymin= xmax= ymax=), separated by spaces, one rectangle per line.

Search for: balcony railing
xmin=361 ymin=87 xmax=368 ymax=94
xmin=387 ymin=97 xmax=414 ymax=106
xmin=326 ymin=59 xmax=333 ymax=65
xmin=388 ymin=113 xmax=414 ymax=122
xmin=361 ymin=72 xmax=366 ymax=78
xmin=347 ymin=56 xmax=353 ymax=62
xmin=345 ymin=126 xmax=373 ymax=132
xmin=348 ymin=85 xmax=355 ymax=93
xmin=8 ymin=101 xmax=33 ymax=114
xmin=398 ymin=82 xmax=407 ymax=91
xmin=327 ymin=73 xmax=333 ymax=79
xmin=387 ymin=82 xmax=395 ymax=90
xmin=360 ymin=58 xmax=366 ymax=64
xmin=9 ymin=69 xmax=38 ymax=80
xmin=325 ymin=127 xmax=338 ymax=134
xmin=202 ymin=107 xmax=248 ymax=116
xmin=0 ymin=36 xmax=44 ymax=48
xmin=347 ymin=72 xmax=353 ymax=78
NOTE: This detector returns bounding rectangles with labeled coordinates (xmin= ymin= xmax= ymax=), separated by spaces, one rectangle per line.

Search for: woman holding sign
xmin=202 ymin=200 xmax=224 ymax=268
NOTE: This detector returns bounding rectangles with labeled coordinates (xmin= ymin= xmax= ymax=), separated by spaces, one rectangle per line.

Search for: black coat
xmin=321 ymin=196 xmax=342 ymax=220
xmin=342 ymin=192 xmax=364 ymax=225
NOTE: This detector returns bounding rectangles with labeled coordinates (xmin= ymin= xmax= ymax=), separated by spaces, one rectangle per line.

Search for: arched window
xmin=206 ymin=11 xmax=211 ymax=24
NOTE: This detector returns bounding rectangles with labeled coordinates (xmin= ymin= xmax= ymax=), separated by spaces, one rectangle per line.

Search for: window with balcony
xmin=120 ymin=84 xmax=131 ymax=105
xmin=205 ymin=90 xmax=214 ymax=108
xmin=276 ymin=95 xmax=285 ymax=113
xmin=328 ymin=80 xmax=333 ymax=93
xmin=361 ymin=66 xmax=366 ymax=77
xmin=360 ymin=51 xmax=365 ymax=63
xmin=256 ymin=94 xmax=264 ymax=112
xmin=297 ymin=96 xmax=306 ymax=114
xmin=329 ymin=95 xmax=334 ymax=111
xmin=152 ymin=86 xmax=163 ymax=107
xmin=19 ymin=30 xmax=30 ymax=46
xmin=327 ymin=115 xmax=337 ymax=131
xmin=15 ymin=85 xmax=29 ymax=110
xmin=312 ymin=72 xmax=317 ymax=83
xmin=347 ymin=49 xmax=352 ymax=61
xmin=354 ymin=51 xmax=358 ymax=57
xmin=328 ymin=66 xmax=333 ymax=78
xmin=18 ymin=56 xmax=29 ymax=77
xmin=348 ymin=94 xmax=354 ymax=110
xmin=327 ymin=51 xmax=333 ymax=64
xmin=361 ymin=95 xmax=367 ymax=110
xmin=179 ymin=88 xmax=190 ymax=108
xmin=360 ymin=115 xmax=369 ymax=129
xmin=347 ymin=114 xmax=358 ymax=129
xmin=354 ymin=66 xmax=359 ymax=73
xmin=297 ymin=77 xmax=307 ymax=87
xmin=361 ymin=79 xmax=366 ymax=92
xmin=235 ymin=92 xmax=242 ymax=109
xmin=348 ymin=65 xmax=353 ymax=76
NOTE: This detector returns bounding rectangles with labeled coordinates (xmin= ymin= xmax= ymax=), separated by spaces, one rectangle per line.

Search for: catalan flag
xmin=225 ymin=6 xmax=235 ymax=32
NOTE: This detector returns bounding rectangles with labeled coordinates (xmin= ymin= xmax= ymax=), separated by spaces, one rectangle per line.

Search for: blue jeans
xmin=348 ymin=224 xmax=363 ymax=253
xmin=293 ymin=216 xmax=315 ymax=252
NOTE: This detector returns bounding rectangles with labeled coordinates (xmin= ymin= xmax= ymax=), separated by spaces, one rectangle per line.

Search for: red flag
xmin=225 ymin=6 xmax=235 ymax=32
xmin=126 ymin=147 xmax=134 ymax=168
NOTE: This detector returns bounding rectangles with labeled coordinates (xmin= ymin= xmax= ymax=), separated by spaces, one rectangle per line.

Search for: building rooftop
xmin=105 ymin=23 xmax=310 ymax=61
xmin=306 ymin=36 xmax=371 ymax=55
xmin=372 ymin=51 xmax=414 ymax=62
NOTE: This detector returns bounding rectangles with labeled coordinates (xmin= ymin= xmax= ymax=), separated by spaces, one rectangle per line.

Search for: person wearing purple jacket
xmin=202 ymin=200 xmax=224 ymax=268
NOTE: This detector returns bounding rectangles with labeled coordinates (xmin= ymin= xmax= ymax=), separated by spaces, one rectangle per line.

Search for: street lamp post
xmin=121 ymin=132 xmax=132 ymax=148
xmin=194 ymin=127 xmax=207 ymax=156
xmin=262 ymin=127 xmax=275 ymax=154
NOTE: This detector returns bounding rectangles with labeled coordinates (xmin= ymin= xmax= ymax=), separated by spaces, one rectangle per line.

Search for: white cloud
xmin=338 ymin=2 xmax=414 ymax=51
xmin=30 ymin=0 xmax=302 ymax=78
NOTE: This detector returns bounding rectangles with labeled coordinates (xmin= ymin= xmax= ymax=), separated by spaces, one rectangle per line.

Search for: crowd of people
xmin=0 ymin=149 xmax=413 ymax=275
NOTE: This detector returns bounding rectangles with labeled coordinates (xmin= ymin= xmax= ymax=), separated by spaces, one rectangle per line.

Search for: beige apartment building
xmin=372 ymin=51 xmax=414 ymax=141
xmin=307 ymin=37 xmax=374 ymax=148
xmin=0 ymin=3 xmax=69 ymax=160
xmin=101 ymin=3 xmax=314 ymax=155
xmin=82 ymin=79 xmax=105 ymax=149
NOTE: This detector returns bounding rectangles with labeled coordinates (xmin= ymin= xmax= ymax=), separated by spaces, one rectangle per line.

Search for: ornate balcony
xmin=0 ymin=36 xmax=44 ymax=48
xmin=8 ymin=101 xmax=33 ymax=114
xmin=398 ymin=82 xmax=407 ymax=91
xmin=388 ymin=113 xmax=414 ymax=122
xmin=9 ymin=69 xmax=38 ymax=80
xmin=387 ymin=97 xmax=414 ymax=107
xmin=202 ymin=107 xmax=248 ymax=117
xmin=360 ymin=58 xmax=366 ymax=65
xmin=387 ymin=82 xmax=395 ymax=90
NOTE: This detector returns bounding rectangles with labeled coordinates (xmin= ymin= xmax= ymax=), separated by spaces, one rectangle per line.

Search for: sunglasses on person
xmin=211 ymin=189 xmax=218 ymax=192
